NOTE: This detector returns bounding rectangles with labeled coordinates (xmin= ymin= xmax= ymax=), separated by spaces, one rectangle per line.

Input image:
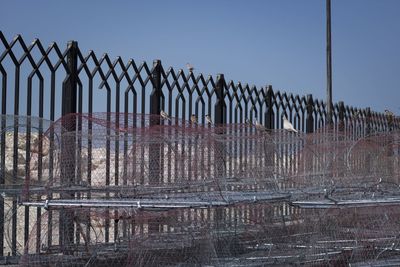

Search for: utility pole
xmin=326 ymin=0 xmax=333 ymax=125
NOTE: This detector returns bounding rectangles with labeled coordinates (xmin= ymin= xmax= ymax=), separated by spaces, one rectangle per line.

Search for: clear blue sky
xmin=1 ymin=0 xmax=399 ymax=114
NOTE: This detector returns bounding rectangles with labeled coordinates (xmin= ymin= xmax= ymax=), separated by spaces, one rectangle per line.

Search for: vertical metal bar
xmin=121 ymin=94 xmax=130 ymax=241
xmin=214 ymin=74 xmax=226 ymax=183
xmin=123 ymin=95 xmax=129 ymax=187
xmin=365 ymin=107 xmax=371 ymax=136
xmin=214 ymin=74 xmax=225 ymax=125
xmin=36 ymin=78 xmax=44 ymax=253
xmin=326 ymin=0 xmax=333 ymax=125
xmin=338 ymin=101 xmax=345 ymax=132
xmin=47 ymin=70 xmax=56 ymax=250
xmin=335 ymin=101 xmax=345 ymax=177
xmin=263 ymin=85 xmax=274 ymax=192
xmin=306 ymin=94 xmax=314 ymax=134
xmin=62 ymin=41 xmax=78 ymax=117
xmin=0 ymin=65 xmax=6 ymax=257
xmin=305 ymin=95 xmax=316 ymax=177
xmin=105 ymin=93 xmax=111 ymax=243
xmin=264 ymin=85 xmax=274 ymax=130
xmin=75 ymin=80 xmax=83 ymax=247
xmin=85 ymin=78 xmax=93 ymax=244
xmin=150 ymin=60 xmax=162 ymax=117
xmin=115 ymin=83 xmax=120 ymax=183
xmin=149 ymin=60 xmax=162 ymax=233
xmin=24 ymin=75 xmax=32 ymax=250
xmin=149 ymin=59 xmax=161 ymax=186
xmin=364 ymin=107 xmax=372 ymax=175
xmin=11 ymin=65 xmax=20 ymax=256
xmin=114 ymin=82 xmax=120 ymax=243
xmin=60 ymin=40 xmax=78 ymax=253
xmin=214 ymin=74 xmax=225 ymax=228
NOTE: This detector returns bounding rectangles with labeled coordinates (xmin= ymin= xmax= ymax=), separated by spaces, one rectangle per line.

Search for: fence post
xmin=60 ymin=40 xmax=78 ymax=254
xmin=338 ymin=101 xmax=345 ymax=132
xmin=149 ymin=59 xmax=162 ymax=187
xmin=365 ymin=107 xmax=371 ymax=136
xmin=214 ymin=74 xmax=226 ymax=124
xmin=150 ymin=59 xmax=162 ymax=117
xmin=62 ymin=41 xmax=78 ymax=117
xmin=214 ymin=74 xmax=226 ymax=240
xmin=305 ymin=95 xmax=315 ymax=184
xmin=149 ymin=61 xmax=162 ymax=185
xmin=214 ymin=73 xmax=226 ymax=178
xmin=336 ymin=101 xmax=346 ymax=177
xmin=149 ymin=60 xmax=162 ymax=233
xmin=264 ymin=85 xmax=274 ymax=130
xmin=263 ymin=85 xmax=275 ymax=192
xmin=306 ymin=94 xmax=314 ymax=134
xmin=364 ymin=107 xmax=372 ymax=175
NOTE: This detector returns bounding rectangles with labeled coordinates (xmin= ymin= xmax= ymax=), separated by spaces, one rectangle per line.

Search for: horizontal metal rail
xmin=21 ymin=191 xmax=291 ymax=210
xmin=291 ymin=197 xmax=400 ymax=209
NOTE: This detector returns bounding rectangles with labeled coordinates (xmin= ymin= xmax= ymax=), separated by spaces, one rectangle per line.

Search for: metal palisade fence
xmin=0 ymin=31 xmax=399 ymax=260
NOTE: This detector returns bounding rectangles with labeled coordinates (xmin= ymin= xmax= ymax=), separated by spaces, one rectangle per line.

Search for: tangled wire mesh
xmin=1 ymin=113 xmax=400 ymax=266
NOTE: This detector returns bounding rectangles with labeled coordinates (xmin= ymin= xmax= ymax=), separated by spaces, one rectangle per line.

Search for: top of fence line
xmin=0 ymin=31 xmax=397 ymax=132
